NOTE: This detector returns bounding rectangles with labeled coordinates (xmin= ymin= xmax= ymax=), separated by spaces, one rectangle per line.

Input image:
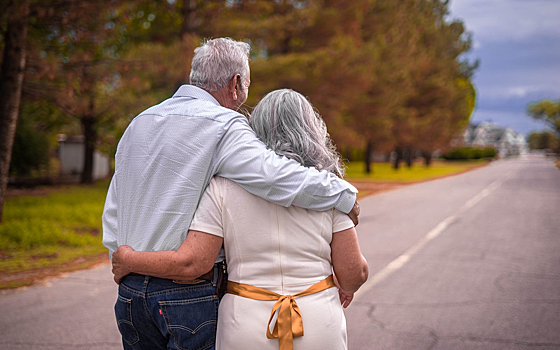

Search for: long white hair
xmin=250 ymin=89 xmax=345 ymax=178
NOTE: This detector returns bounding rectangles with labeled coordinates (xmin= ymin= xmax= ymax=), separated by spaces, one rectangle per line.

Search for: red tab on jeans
xmin=159 ymin=309 xmax=163 ymax=315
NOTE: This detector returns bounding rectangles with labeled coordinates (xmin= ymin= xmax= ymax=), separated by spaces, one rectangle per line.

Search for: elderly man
xmin=102 ymin=38 xmax=359 ymax=350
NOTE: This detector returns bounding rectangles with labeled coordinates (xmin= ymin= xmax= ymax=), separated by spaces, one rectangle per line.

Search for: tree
xmin=22 ymin=0 xmax=136 ymax=183
xmin=210 ymin=0 xmax=477 ymax=172
xmin=0 ymin=0 xmax=30 ymax=222
xmin=527 ymin=131 xmax=559 ymax=152
xmin=408 ymin=11 xmax=477 ymax=166
xmin=361 ymin=0 xmax=420 ymax=170
xmin=527 ymin=100 xmax=560 ymax=137
xmin=393 ymin=0 xmax=476 ymax=168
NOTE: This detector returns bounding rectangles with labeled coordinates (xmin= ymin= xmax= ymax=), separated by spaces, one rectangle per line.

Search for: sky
xmin=447 ymin=0 xmax=560 ymax=136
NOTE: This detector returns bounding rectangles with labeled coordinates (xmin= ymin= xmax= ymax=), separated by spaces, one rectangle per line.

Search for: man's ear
xmin=228 ymin=74 xmax=241 ymax=100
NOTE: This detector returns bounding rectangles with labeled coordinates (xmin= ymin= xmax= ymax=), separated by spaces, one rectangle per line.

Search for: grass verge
xmin=0 ymin=180 xmax=110 ymax=289
xmin=345 ymin=159 xmax=489 ymax=197
xmin=345 ymin=159 xmax=488 ymax=182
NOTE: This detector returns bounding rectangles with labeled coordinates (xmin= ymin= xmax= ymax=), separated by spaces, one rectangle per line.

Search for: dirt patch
xmin=31 ymin=252 xmax=59 ymax=260
xmin=0 ymin=253 xmax=109 ymax=290
xmin=74 ymin=228 xmax=101 ymax=236
xmin=5 ymin=187 xmax=53 ymax=197
xmin=350 ymin=181 xmax=408 ymax=198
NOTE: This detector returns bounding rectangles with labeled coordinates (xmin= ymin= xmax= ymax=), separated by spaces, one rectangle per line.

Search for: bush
xmin=481 ymin=147 xmax=497 ymax=158
xmin=442 ymin=146 xmax=496 ymax=160
xmin=9 ymin=118 xmax=50 ymax=177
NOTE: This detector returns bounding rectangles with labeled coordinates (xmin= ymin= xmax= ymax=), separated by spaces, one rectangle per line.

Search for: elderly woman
xmin=112 ymin=89 xmax=369 ymax=350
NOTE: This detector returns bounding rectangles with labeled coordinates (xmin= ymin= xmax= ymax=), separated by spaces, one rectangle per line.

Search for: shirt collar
xmin=172 ymin=85 xmax=220 ymax=106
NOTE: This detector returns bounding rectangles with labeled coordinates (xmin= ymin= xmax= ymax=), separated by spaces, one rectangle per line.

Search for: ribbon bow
xmin=227 ymin=275 xmax=335 ymax=350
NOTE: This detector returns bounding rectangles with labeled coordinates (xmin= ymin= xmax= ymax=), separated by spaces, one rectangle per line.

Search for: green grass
xmin=0 ymin=180 xmax=110 ymax=283
xmin=344 ymin=159 xmax=488 ymax=183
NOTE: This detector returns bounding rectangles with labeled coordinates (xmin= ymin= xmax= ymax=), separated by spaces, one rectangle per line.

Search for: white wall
xmin=59 ymin=140 xmax=110 ymax=180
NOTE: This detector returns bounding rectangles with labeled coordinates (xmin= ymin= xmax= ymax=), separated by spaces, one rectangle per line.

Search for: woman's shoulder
xmin=212 ymin=176 xmax=240 ymax=191
xmin=211 ymin=176 xmax=255 ymax=201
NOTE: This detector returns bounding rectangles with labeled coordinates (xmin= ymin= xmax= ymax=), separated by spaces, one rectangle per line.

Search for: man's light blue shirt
xmin=102 ymin=85 xmax=357 ymax=258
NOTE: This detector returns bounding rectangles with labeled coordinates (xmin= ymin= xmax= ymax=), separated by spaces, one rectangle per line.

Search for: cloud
xmin=448 ymin=0 xmax=560 ymax=44
xmin=472 ymin=37 xmax=560 ymax=100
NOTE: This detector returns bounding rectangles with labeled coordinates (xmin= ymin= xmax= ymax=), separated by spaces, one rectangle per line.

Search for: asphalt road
xmin=0 ymin=154 xmax=558 ymax=350
xmin=346 ymin=154 xmax=560 ymax=349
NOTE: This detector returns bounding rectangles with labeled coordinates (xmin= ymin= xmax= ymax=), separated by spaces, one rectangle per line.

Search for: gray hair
xmin=250 ymin=89 xmax=345 ymax=177
xmin=189 ymin=38 xmax=250 ymax=92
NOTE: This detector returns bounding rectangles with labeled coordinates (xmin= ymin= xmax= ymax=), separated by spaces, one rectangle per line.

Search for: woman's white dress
xmin=189 ymin=177 xmax=355 ymax=350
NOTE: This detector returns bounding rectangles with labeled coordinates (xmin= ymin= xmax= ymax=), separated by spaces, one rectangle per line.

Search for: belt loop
xmin=143 ymin=275 xmax=150 ymax=294
xmin=212 ymin=263 xmax=219 ymax=285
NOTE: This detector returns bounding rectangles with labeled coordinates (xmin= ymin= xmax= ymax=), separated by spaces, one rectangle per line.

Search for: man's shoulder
xmin=138 ymin=97 xmax=245 ymax=125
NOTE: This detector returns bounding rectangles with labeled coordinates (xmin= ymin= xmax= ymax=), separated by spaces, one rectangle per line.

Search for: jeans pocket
xmin=115 ymin=294 xmax=140 ymax=346
xmin=159 ymin=295 xmax=219 ymax=350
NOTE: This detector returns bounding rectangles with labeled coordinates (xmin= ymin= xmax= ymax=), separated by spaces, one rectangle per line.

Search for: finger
xmin=349 ymin=212 xmax=359 ymax=226
xmin=351 ymin=201 xmax=360 ymax=226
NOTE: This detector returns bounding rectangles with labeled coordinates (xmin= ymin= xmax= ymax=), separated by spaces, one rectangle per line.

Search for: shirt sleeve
xmin=102 ymin=175 xmax=119 ymax=260
xmin=213 ymin=117 xmax=358 ymax=213
xmin=332 ymin=208 xmax=355 ymax=233
xmin=189 ymin=177 xmax=225 ymax=238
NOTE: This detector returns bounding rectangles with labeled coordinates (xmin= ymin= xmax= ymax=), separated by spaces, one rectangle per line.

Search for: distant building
xmin=462 ymin=122 xmax=528 ymax=157
xmin=57 ymin=135 xmax=111 ymax=181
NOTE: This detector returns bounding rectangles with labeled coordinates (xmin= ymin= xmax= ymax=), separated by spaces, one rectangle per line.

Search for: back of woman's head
xmin=249 ymin=89 xmax=345 ymax=177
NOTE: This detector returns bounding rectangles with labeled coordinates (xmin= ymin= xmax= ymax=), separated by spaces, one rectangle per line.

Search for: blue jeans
xmin=115 ymin=273 xmax=219 ymax=350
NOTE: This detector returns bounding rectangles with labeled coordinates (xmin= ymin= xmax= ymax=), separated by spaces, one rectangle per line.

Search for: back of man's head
xmin=190 ymin=38 xmax=250 ymax=92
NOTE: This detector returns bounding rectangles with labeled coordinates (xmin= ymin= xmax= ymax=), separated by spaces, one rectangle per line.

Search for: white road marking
xmin=354 ymin=170 xmax=512 ymax=300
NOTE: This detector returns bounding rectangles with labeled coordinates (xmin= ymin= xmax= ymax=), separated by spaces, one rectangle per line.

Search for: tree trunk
xmin=423 ymin=151 xmax=432 ymax=167
xmin=404 ymin=147 xmax=413 ymax=168
xmin=393 ymin=146 xmax=402 ymax=169
xmin=181 ymin=0 xmax=197 ymax=82
xmin=0 ymin=0 xmax=30 ymax=222
xmin=365 ymin=141 xmax=373 ymax=174
xmin=181 ymin=0 xmax=196 ymax=38
xmin=81 ymin=116 xmax=96 ymax=184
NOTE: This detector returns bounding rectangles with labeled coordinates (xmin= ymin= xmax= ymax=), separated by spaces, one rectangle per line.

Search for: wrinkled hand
xmin=338 ymin=289 xmax=354 ymax=308
xmin=348 ymin=199 xmax=360 ymax=226
xmin=112 ymin=245 xmax=134 ymax=285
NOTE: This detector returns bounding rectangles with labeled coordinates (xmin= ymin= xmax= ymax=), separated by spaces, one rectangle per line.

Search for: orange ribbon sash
xmin=226 ymin=275 xmax=336 ymax=350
